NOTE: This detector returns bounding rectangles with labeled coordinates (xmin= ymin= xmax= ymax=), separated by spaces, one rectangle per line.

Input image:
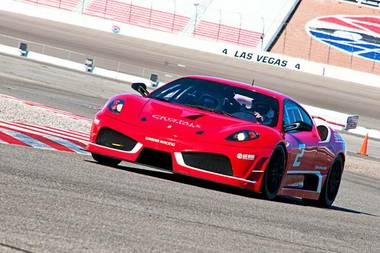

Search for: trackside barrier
xmin=1 ymin=43 xmax=379 ymax=140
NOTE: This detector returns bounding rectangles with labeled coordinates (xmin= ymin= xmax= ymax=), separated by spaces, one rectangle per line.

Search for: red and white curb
xmin=0 ymin=120 xmax=90 ymax=155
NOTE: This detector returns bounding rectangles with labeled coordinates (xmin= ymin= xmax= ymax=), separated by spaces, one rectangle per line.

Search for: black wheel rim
xmin=326 ymin=161 xmax=342 ymax=201
xmin=267 ymin=150 xmax=284 ymax=194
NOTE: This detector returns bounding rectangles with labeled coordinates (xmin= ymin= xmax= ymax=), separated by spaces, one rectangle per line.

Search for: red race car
xmin=87 ymin=76 xmax=347 ymax=207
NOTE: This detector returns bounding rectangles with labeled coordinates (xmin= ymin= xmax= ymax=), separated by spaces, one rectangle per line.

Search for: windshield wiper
xmin=151 ymin=96 xmax=169 ymax=102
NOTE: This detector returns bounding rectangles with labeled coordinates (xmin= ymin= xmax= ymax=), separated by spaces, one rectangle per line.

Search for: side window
xmin=283 ymin=100 xmax=313 ymax=129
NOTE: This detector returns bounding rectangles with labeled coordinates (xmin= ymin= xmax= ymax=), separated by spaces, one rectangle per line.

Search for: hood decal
xmin=152 ymin=114 xmax=201 ymax=128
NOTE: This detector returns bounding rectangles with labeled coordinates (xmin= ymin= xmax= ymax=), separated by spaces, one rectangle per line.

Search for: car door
xmin=283 ymin=100 xmax=320 ymax=173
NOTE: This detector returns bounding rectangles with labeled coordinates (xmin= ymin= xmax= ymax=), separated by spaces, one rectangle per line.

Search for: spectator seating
xmin=23 ymin=0 xmax=79 ymax=11
xmin=194 ymin=20 xmax=263 ymax=48
xmin=20 ymin=0 xmax=267 ymax=49
xmin=84 ymin=0 xmax=190 ymax=33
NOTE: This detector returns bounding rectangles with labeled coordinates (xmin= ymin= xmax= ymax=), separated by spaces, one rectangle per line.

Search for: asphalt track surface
xmin=0 ymin=144 xmax=379 ymax=253
xmin=0 ymin=10 xmax=380 ymax=130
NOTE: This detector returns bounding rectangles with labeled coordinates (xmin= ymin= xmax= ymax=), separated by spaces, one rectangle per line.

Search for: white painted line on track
xmin=0 ymin=128 xmax=54 ymax=150
xmin=0 ymin=121 xmax=88 ymax=144
xmin=45 ymin=135 xmax=89 ymax=155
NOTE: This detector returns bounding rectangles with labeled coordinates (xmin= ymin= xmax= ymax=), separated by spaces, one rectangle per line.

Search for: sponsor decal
xmin=152 ymin=114 xmax=201 ymax=128
xmin=221 ymin=48 xmax=301 ymax=70
xmin=145 ymin=136 xmax=175 ymax=147
xmin=315 ymin=165 xmax=328 ymax=171
xmin=112 ymin=25 xmax=120 ymax=33
xmin=236 ymin=153 xmax=255 ymax=160
xmin=306 ymin=15 xmax=380 ymax=61
xmin=293 ymin=144 xmax=306 ymax=167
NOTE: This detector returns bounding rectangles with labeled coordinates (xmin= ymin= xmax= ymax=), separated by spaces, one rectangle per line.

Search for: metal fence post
xmin=282 ymin=24 xmax=287 ymax=54
xmin=104 ymin=0 xmax=109 ymax=18
xmin=217 ymin=9 xmax=222 ymax=40
xmin=327 ymin=45 xmax=331 ymax=64
xmin=307 ymin=35 xmax=312 ymax=60
xmin=193 ymin=3 xmax=200 ymax=33
xmin=81 ymin=0 xmax=85 ymax=14
xmin=237 ymin=13 xmax=242 ymax=45
xmin=171 ymin=0 xmax=177 ymax=32
xmin=260 ymin=16 xmax=265 ymax=50
xmin=149 ymin=1 xmax=153 ymax=27
xmin=129 ymin=0 xmax=133 ymax=23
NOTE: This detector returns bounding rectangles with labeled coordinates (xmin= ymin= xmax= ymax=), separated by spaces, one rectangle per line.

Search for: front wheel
xmin=92 ymin=153 xmax=121 ymax=167
xmin=261 ymin=145 xmax=286 ymax=200
xmin=304 ymin=156 xmax=343 ymax=208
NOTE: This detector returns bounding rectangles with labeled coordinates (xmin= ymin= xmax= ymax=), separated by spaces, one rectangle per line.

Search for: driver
xmin=251 ymin=103 xmax=275 ymax=125
xmin=254 ymin=108 xmax=275 ymax=125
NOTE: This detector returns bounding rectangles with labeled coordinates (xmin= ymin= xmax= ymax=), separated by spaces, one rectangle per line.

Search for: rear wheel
xmin=304 ymin=156 xmax=343 ymax=208
xmin=92 ymin=153 xmax=121 ymax=167
xmin=261 ymin=145 xmax=286 ymax=200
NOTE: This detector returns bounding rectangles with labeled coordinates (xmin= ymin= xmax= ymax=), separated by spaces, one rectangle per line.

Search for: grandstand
xmin=18 ymin=0 xmax=299 ymax=50
xmin=23 ymin=0 xmax=79 ymax=11
xmin=84 ymin=0 xmax=190 ymax=33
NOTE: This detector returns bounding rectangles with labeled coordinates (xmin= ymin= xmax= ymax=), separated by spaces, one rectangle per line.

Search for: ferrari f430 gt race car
xmin=87 ymin=76 xmax=349 ymax=207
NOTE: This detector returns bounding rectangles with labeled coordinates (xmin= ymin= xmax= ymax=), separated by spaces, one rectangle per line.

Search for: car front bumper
xmin=87 ymin=115 xmax=273 ymax=192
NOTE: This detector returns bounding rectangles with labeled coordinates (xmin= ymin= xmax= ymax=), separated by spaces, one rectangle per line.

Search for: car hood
xmin=132 ymin=98 xmax=270 ymax=144
xmin=103 ymin=95 xmax=281 ymax=147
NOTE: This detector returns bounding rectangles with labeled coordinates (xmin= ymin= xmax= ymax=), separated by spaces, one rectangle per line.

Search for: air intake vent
xmin=182 ymin=152 xmax=233 ymax=176
xmin=136 ymin=148 xmax=173 ymax=171
xmin=96 ymin=128 xmax=137 ymax=151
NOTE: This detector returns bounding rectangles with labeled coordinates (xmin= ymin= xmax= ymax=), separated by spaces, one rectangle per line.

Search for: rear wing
xmin=345 ymin=115 xmax=359 ymax=130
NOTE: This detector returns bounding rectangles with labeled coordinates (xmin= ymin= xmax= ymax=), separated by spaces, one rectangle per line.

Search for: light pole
xmin=260 ymin=16 xmax=265 ymax=51
xmin=194 ymin=3 xmax=199 ymax=32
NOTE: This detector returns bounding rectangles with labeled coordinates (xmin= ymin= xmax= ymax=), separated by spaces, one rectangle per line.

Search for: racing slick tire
xmin=304 ymin=156 xmax=343 ymax=208
xmin=92 ymin=153 xmax=121 ymax=167
xmin=261 ymin=145 xmax=286 ymax=200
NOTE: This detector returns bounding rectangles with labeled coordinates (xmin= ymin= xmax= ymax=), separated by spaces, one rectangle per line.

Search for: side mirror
xmin=131 ymin=82 xmax=149 ymax=97
xmin=284 ymin=121 xmax=312 ymax=133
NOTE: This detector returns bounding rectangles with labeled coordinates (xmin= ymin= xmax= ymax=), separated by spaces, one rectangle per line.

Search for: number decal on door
xmin=293 ymin=144 xmax=305 ymax=167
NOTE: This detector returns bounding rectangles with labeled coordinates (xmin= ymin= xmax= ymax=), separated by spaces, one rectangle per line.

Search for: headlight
xmin=226 ymin=130 xmax=259 ymax=142
xmin=108 ymin=99 xmax=125 ymax=114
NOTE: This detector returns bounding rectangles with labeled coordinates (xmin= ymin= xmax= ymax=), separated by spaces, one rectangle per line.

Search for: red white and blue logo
xmin=305 ymin=15 xmax=380 ymax=61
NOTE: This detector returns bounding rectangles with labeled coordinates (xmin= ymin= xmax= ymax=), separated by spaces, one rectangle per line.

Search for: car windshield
xmin=148 ymin=77 xmax=279 ymax=127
